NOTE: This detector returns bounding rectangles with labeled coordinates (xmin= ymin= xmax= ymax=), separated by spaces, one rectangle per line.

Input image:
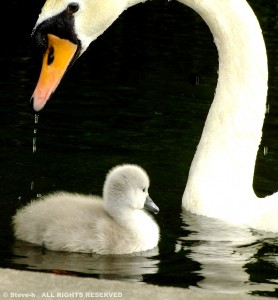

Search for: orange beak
xmin=31 ymin=34 xmax=79 ymax=111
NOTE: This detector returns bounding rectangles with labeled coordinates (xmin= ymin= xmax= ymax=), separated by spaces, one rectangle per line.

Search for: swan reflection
xmin=11 ymin=240 xmax=159 ymax=283
xmin=177 ymin=211 xmax=278 ymax=294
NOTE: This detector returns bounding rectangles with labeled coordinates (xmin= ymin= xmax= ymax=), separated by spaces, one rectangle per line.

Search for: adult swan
xmin=30 ymin=0 xmax=278 ymax=231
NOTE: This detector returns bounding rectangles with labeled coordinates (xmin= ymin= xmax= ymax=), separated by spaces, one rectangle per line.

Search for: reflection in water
xmin=176 ymin=211 xmax=278 ymax=294
xmin=11 ymin=240 xmax=159 ymax=283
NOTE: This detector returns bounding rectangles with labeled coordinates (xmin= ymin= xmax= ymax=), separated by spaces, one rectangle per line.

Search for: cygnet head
xmin=103 ymin=164 xmax=159 ymax=217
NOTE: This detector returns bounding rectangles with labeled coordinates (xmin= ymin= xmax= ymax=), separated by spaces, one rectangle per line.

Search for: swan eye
xmin=142 ymin=188 xmax=146 ymax=193
xmin=67 ymin=3 xmax=79 ymax=14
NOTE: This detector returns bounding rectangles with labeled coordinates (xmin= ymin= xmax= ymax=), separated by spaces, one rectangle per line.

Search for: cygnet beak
xmin=144 ymin=196 xmax=159 ymax=214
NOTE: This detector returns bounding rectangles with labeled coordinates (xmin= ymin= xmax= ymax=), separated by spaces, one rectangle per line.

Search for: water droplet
xmin=32 ymin=136 xmax=37 ymax=153
xmin=32 ymin=114 xmax=39 ymax=154
xmin=34 ymin=114 xmax=39 ymax=124
xmin=31 ymin=114 xmax=40 ymax=193
xmin=264 ymin=146 xmax=268 ymax=156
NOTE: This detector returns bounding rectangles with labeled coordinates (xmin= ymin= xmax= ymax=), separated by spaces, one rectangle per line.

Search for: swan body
xmin=30 ymin=0 xmax=277 ymax=231
xmin=13 ymin=164 xmax=160 ymax=254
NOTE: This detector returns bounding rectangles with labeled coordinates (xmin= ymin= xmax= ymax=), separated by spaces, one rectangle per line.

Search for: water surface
xmin=0 ymin=0 xmax=277 ymax=297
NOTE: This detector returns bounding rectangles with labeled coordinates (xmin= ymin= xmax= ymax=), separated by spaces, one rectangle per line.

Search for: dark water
xmin=1 ymin=0 xmax=278 ymax=296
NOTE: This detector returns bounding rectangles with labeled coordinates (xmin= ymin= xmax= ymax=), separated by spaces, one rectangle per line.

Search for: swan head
xmin=103 ymin=164 xmax=159 ymax=218
xmin=30 ymin=0 xmax=130 ymax=111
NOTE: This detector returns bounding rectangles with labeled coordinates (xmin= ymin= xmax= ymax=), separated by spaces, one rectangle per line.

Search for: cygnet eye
xmin=67 ymin=3 xmax=79 ymax=14
xmin=142 ymin=188 xmax=146 ymax=193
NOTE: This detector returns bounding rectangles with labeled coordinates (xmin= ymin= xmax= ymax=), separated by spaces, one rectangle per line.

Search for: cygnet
xmin=12 ymin=164 xmax=160 ymax=254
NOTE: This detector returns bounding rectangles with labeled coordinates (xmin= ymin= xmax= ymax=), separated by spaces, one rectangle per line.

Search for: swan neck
xmin=181 ymin=0 xmax=268 ymax=214
xmin=127 ymin=0 xmax=147 ymax=7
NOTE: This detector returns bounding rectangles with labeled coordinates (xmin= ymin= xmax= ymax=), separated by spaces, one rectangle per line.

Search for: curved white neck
xmin=179 ymin=0 xmax=268 ymax=214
